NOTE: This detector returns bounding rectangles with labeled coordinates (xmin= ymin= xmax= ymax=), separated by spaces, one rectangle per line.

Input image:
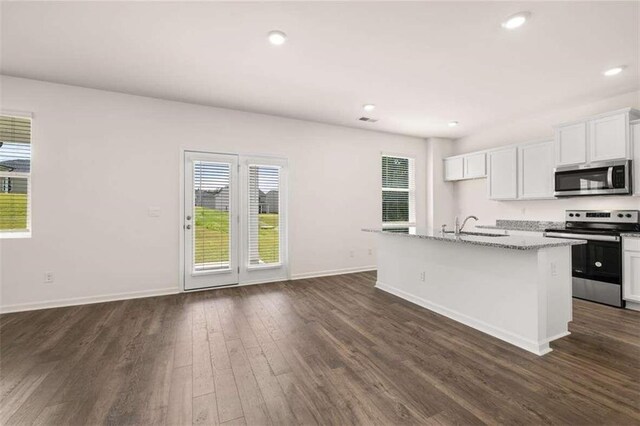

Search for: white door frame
xmin=183 ymin=151 xmax=239 ymax=290
xmin=179 ymin=149 xmax=289 ymax=292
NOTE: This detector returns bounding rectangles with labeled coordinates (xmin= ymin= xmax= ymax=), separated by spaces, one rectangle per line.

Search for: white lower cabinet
xmin=487 ymin=147 xmax=518 ymax=200
xmin=623 ymin=237 xmax=640 ymax=309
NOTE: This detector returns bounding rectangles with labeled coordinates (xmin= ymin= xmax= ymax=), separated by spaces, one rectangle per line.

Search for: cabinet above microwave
xmin=554 ymin=108 xmax=640 ymax=168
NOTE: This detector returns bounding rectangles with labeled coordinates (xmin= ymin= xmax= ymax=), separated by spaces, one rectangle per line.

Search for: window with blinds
xmin=0 ymin=115 xmax=31 ymax=235
xmin=248 ymin=165 xmax=280 ymax=266
xmin=382 ymin=155 xmax=415 ymax=228
xmin=193 ymin=161 xmax=231 ymax=271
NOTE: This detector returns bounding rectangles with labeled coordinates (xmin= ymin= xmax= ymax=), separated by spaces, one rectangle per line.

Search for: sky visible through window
xmin=0 ymin=142 xmax=31 ymax=162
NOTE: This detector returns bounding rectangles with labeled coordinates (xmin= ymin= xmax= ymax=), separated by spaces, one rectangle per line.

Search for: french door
xmin=183 ymin=151 xmax=288 ymax=290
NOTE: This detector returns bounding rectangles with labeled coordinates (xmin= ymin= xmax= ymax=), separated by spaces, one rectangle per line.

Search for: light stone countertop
xmin=475 ymin=219 xmax=564 ymax=233
xmin=621 ymin=232 xmax=640 ymax=238
xmin=363 ymin=227 xmax=587 ymax=251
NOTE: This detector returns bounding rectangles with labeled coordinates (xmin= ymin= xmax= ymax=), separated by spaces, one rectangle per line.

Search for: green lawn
xmin=194 ymin=207 xmax=279 ymax=265
xmin=0 ymin=193 xmax=28 ymax=230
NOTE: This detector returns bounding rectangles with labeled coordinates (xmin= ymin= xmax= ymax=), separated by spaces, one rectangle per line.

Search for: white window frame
xmin=381 ymin=153 xmax=416 ymax=229
xmin=240 ymin=156 xmax=288 ymax=280
xmin=0 ymin=110 xmax=33 ymax=239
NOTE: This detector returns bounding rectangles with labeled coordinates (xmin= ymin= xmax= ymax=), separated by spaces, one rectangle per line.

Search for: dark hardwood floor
xmin=1 ymin=271 xmax=639 ymax=425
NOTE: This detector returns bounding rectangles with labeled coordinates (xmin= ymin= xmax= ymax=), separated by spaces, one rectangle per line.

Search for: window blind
xmin=193 ymin=161 xmax=231 ymax=271
xmin=382 ymin=155 xmax=415 ymax=227
xmin=0 ymin=115 xmax=31 ymax=234
xmin=248 ymin=165 xmax=280 ymax=266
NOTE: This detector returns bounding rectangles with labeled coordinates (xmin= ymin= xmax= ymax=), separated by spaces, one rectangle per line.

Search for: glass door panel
xmin=184 ymin=152 xmax=238 ymax=290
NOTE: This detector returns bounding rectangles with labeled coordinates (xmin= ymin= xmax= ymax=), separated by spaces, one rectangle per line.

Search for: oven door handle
xmin=544 ymin=232 xmax=620 ymax=242
xmin=607 ymin=167 xmax=614 ymax=188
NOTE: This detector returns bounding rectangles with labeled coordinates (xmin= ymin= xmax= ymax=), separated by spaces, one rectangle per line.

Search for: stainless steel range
xmin=544 ymin=210 xmax=640 ymax=308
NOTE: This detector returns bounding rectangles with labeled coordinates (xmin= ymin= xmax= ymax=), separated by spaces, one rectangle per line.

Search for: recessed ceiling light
xmin=363 ymin=104 xmax=376 ymax=112
xmin=268 ymin=30 xmax=287 ymax=46
xmin=603 ymin=66 xmax=625 ymax=76
xmin=501 ymin=12 xmax=530 ymax=30
xmin=448 ymin=121 xmax=459 ymax=127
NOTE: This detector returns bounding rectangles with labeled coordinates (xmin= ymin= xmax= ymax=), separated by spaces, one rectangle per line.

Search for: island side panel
xmin=537 ymin=246 xmax=572 ymax=343
xmin=374 ymin=233 xmax=569 ymax=355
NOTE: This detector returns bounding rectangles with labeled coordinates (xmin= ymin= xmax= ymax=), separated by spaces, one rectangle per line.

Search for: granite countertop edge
xmin=362 ymin=228 xmax=587 ymax=251
xmin=621 ymin=232 xmax=640 ymax=237
xmin=476 ymin=224 xmax=550 ymax=232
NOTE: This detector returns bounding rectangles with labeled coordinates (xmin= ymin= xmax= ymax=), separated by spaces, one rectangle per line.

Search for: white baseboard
xmin=375 ymin=280 xmax=555 ymax=356
xmin=625 ymin=300 xmax=640 ymax=311
xmin=290 ymin=266 xmax=376 ymax=281
xmin=0 ymin=287 xmax=180 ymax=314
xmin=1 ymin=268 xmax=378 ymax=314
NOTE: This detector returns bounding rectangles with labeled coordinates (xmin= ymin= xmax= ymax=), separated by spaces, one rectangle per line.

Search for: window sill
xmin=0 ymin=231 xmax=31 ymax=239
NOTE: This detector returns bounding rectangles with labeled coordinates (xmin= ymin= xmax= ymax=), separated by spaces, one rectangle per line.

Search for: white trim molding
xmin=290 ymin=266 xmax=376 ymax=281
xmin=376 ymin=281 xmax=555 ymax=356
xmin=0 ymin=287 xmax=179 ymax=314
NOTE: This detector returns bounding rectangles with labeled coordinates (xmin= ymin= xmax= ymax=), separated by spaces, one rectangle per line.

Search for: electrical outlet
xmin=550 ymin=262 xmax=557 ymax=276
xmin=420 ymin=271 xmax=426 ymax=282
xmin=349 ymin=250 xmax=355 ymax=258
xmin=44 ymin=272 xmax=54 ymax=283
xmin=148 ymin=207 xmax=161 ymax=217
xmin=368 ymin=248 xmax=373 ymax=255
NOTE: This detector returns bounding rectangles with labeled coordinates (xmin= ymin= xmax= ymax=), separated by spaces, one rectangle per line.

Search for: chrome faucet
xmin=456 ymin=215 xmax=479 ymax=234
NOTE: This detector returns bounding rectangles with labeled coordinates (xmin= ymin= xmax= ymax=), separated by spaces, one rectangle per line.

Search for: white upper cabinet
xmin=444 ymin=157 xmax=464 ymax=181
xmin=487 ymin=147 xmax=518 ymax=200
xmin=518 ymin=140 xmax=554 ymax=199
xmin=555 ymin=122 xmax=587 ymax=166
xmin=443 ymin=152 xmax=486 ymax=181
xmin=589 ymin=113 xmax=628 ymax=162
xmin=464 ymin=153 xmax=486 ymax=179
xmin=554 ymin=108 xmax=640 ymax=167
xmin=633 ymin=120 xmax=640 ymax=196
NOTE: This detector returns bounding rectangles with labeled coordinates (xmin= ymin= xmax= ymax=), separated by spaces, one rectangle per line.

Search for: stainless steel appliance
xmin=554 ymin=160 xmax=632 ymax=197
xmin=544 ymin=210 xmax=640 ymax=307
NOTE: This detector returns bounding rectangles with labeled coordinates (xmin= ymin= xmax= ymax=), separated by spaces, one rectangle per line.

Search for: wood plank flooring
xmin=1 ymin=271 xmax=639 ymax=425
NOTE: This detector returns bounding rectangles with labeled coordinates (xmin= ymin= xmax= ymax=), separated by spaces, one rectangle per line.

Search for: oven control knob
xmin=626 ymin=214 xmax=632 ymax=218
xmin=575 ymin=213 xmax=581 ymax=217
xmin=569 ymin=213 xmax=574 ymax=217
xmin=618 ymin=213 xmax=624 ymax=218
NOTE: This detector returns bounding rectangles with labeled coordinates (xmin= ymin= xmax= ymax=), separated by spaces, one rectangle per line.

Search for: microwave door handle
xmin=607 ymin=167 xmax=613 ymax=188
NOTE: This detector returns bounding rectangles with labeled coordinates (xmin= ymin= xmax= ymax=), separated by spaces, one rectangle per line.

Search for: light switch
xmin=148 ymin=207 xmax=161 ymax=217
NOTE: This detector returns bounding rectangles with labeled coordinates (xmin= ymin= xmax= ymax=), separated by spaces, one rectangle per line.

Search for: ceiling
xmin=1 ymin=1 xmax=638 ymax=138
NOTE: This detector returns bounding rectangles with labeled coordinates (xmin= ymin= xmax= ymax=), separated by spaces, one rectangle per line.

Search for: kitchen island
xmin=364 ymin=228 xmax=586 ymax=355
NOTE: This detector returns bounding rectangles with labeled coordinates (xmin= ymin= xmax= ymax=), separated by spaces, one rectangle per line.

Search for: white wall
xmin=0 ymin=76 xmax=428 ymax=311
xmin=426 ymin=137 xmax=455 ymax=229
xmin=449 ymin=90 xmax=640 ymax=224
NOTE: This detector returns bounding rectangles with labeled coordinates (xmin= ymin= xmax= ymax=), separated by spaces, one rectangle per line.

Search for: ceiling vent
xmin=358 ymin=117 xmax=378 ymax=123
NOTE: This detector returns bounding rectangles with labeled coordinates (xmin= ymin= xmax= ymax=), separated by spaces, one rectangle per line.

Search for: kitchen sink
xmin=443 ymin=231 xmax=508 ymax=237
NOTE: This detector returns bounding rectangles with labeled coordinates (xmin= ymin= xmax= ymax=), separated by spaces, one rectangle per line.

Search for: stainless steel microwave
xmin=554 ymin=160 xmax=632 ymax=197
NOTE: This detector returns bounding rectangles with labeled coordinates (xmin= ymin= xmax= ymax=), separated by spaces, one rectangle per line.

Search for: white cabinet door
xmin=519 ymin=140 xmax=554 ymax=199
xmin=632 ymin=121 xmax=640 ymax=196
xmin=623 ymin=249 xmax=640 ymax=303
xmin=555 ymin=122 xmax=587 ymax=166
xmin=464 ymin=153 xmax=486 ymax=179
xmin=444 ymin=157 xmax=464 ymax=181
xmin=487 ymin=147 xmax=518 ymax=200
xmin=589 ymin=113 xmax=628 ymax=162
